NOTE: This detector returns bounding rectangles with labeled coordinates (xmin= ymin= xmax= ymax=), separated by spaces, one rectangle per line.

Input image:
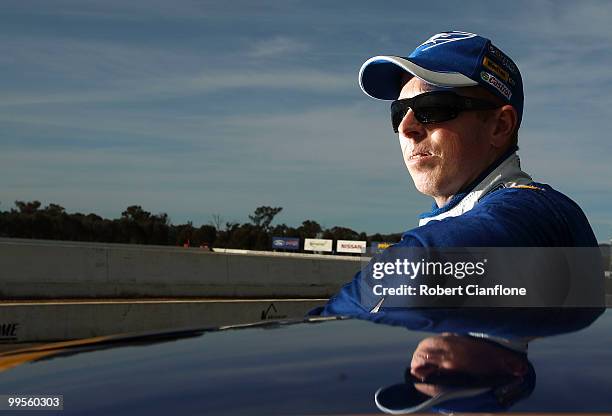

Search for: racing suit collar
xmin=418 ymin=145 xmax=532 ymax=226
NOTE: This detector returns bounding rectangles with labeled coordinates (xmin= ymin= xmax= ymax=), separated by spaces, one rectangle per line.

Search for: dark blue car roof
xmin=0 ymin=311 xmax=611 ymax=414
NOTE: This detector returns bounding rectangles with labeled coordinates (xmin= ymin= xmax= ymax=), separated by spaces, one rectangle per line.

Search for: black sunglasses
xmin=391 ymin=91 xmax=501 ymax=133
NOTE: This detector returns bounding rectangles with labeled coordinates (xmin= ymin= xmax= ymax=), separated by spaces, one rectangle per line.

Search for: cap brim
xmin=359 ymin=55 xmax=478 ymax=100
xmin=374 ymin=382 xmax=490 ymax=414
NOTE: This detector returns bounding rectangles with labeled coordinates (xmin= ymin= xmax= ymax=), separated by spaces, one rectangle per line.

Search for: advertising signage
xmin=370 ymin=241 xmax=393 ymax=254
xmin=336 ymin=240 xmax=367 ymax=254
xmin=271 ymin=237 xmax=300 ymax=251
xmin=304 ymin=238 xmax=333 ymax=252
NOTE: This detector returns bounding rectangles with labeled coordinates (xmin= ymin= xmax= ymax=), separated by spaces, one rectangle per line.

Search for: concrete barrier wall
xmin=0 ymin=238 xmax=362 ymax=299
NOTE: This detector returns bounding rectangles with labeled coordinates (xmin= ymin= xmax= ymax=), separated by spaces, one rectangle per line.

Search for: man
xmin=312 ymin=31 xmax=600 ymax=317
xmin=375 ymin=333 xmax=535 ymax=413
xmin=373 ymin=305 xmax=604 ymax=413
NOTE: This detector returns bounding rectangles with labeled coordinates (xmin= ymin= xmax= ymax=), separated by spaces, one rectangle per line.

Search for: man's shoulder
xmin=478 ymin=182 xmax=585 ymax=220
xmin=402 ymin=182 xmax=596 ymax=247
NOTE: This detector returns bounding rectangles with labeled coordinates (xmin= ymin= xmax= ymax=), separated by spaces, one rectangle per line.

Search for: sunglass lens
xmin=391 ymin=101 xmax=409 ymax=133
xmin=391 ymin=100 xmax=459 ymax=132
xmin=414 ymin=106 xmax=458 ymax=124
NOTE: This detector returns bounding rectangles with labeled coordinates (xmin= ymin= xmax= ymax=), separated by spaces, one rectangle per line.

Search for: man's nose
xmin=398 ymin=108 xmax=427 ymax=141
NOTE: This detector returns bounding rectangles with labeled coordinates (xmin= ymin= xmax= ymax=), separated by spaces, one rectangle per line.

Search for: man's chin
xmin=411 ymin=177 xmax=439 ymax=198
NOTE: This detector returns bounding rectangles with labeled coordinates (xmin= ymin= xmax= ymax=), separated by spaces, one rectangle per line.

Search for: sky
xmin=1 ymin=0 xmax=611 ymax=241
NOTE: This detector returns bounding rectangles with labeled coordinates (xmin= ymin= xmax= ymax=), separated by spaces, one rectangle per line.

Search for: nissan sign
xmin=336 ymin=240 xmax=367 ymax=254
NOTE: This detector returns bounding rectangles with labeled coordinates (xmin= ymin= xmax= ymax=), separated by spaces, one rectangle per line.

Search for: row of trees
xmin=0 ymin=201 xmax=401 ymax=250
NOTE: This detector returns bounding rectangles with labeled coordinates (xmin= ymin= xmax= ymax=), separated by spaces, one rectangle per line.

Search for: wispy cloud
xmin=0 ymin=69 xmax=352 ymax=107
xmin=247 ymin=36 xmax=310 ymax=58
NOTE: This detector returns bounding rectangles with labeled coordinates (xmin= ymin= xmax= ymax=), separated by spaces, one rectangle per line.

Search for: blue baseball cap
xmin=359 ymin=31 xmax=524 ymax=125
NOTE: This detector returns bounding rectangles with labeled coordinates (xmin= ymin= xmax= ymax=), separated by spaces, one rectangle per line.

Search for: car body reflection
xmin=0 ymin=309 xmax=607 ymax=414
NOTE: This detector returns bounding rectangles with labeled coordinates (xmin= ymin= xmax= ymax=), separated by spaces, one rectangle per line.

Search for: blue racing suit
xmin=311 ymin=147 xmax=601 ymax=322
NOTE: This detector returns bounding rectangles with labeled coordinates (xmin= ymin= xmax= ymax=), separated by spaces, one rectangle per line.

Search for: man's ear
xmin=489 ymin=105 xmax=518 ymax=148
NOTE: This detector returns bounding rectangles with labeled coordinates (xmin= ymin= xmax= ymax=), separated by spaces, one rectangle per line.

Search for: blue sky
xmin=1 ymin=0 xmax=611 ymax=241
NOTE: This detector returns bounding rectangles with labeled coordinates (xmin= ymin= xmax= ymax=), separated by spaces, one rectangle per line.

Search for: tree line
xmin=0 ymin=201 xmax=402 ymax=250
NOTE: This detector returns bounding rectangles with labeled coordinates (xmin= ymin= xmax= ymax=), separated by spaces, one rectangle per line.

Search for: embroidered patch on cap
xmin=483 ymin=56 xmax=515 ymax=86
xmin=480 ymin=71 xmax=512 ymax=100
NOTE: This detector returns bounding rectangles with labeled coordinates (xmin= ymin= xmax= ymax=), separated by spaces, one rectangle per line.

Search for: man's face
xmin=411 ymin=334 xmax=524 ymax=378
xmin=397 ymin=77 xmax=494 ymax=205
xmin=410 ymin=334 xmax=527 ymax=397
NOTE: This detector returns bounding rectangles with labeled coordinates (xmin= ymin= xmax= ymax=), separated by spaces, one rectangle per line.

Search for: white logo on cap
xmin=419 ymin=31 xmax=477 ymax=51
